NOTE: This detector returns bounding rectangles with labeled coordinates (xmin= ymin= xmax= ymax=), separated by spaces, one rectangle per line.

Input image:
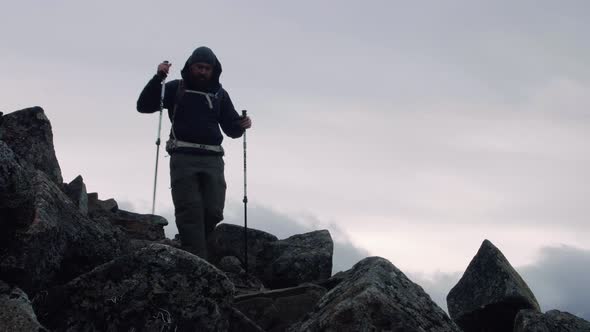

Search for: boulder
xmin=289 ymin=256 xmax=460 ymax=332
xmin=0 ymin=280 xmax=47 ymax=332
xmin=447 ymin=239 xmax=540 ymax=332
xmin=0 ymin=107 xmax=63 ymax=184
xmin=235 ymin=284 xmax=326 ymax=332
xmin=87 ymin=193 xmax=168 ymax=241
xmin=0 ymin=141 xmax=128 ymax=295
xmin=36 ymin=244 xmax=235 ymax=332
xmin=260 ymin=230 xmax=333 ymax=289
xmin=63 ymin=175 xmax=88 ymax=215
xmin=315 ymin=269 xmax=352 ymax=291
xmin=209 ymin=223 xmax=278 ymax=272
xmin=0 ymin=141 xmax=34 ymax=222
xmin=127 ymin=238 xmax=182 ymax=253
xmin=105 ymin=209 xmax=168 ymax=241
xmin=514 ymin=309 xmax=590 ymax=332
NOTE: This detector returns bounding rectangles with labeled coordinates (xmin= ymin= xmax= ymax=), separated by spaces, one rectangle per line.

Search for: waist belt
xmin=166 ymin=139 xmax=224 ymax=153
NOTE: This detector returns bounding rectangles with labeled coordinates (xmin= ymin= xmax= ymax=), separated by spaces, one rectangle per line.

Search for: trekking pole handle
xmin=155 ymin=73 xmax=166 ymax=146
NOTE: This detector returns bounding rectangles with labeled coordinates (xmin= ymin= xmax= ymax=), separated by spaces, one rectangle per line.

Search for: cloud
xmin=115 ymin=199 xmax=138 ymax=213
xmin=408 ymin=271 xmax=462 ymax=314
xmin=520 ymin=245 xmax=590 ymax=320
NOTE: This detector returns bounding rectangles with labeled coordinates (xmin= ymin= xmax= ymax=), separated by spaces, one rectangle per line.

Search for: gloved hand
xmin=156 ymin=61 xmax=172 ymax=79
xmin=240 ymin=115 xmax=252 ymax=129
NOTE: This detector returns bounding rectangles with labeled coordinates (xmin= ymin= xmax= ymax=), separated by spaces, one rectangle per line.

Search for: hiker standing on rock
xmin=137 ymin=47 xmax=252 ymax=260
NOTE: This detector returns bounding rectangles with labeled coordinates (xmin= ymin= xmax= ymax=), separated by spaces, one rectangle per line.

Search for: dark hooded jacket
xmin=137 ymin=48 xmax=244 ymax=155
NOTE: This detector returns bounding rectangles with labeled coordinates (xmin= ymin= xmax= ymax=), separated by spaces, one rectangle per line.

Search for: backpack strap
xmin=170 ymin=79 xmax=185 ymax=140
xmin=171 ymin=80 xmax=185 ymax=118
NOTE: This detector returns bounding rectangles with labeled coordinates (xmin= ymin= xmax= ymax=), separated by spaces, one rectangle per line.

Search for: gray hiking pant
xmin=170 ymin=153 xmax=226 ymax=260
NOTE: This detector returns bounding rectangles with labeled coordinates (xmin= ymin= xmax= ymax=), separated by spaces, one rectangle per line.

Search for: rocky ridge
xmin=1 ymin=107 xmax=588 ymax=331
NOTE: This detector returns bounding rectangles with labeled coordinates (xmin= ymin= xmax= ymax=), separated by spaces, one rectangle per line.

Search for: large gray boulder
xmin=209 ymin=223 xmax=278 ymax=272
xmin=260 ymin=230 xmax=334 ymax=289
xmin=36 ymin=244 xmax=235 ymax=332
xmin=235 ymin=284 xmax=327 ymax=332
xmin=447 ymin=239 xmax=540 ymax=332
xmin=0 ymin=280 xmax=47 ymax=332
xmin=0 ymin=107 xmax=63 ymax=184
xmin=0 ymin=141 xmax=128 ymax=295
xmin=289 ymin=257 xmax=461 ymax=332
xmin=514 ymin=309 xmax=590 ymax=332
xmin=209 ymin=225 xmax=333 ymax=289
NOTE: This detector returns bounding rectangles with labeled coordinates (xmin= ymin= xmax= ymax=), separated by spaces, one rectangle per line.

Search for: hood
xmin=181 ymin=46 xmax=223 ymax=92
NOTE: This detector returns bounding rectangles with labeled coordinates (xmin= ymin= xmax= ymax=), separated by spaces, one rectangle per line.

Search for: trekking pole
xmin=242 ymin=110 xmax=249 ymax=272
xmin=151 ymin=61 xmax=168 ymax=215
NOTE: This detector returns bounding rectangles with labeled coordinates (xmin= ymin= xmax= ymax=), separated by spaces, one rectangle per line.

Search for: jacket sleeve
xmin=136 ymin=75 xmax=177 ymax=113
xmin=219 ymin=90 xmax=245 ymax=138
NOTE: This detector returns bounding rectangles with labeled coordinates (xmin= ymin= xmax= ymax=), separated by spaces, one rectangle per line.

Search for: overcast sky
xmin=2 ymin=0 xmax=589 ymax=318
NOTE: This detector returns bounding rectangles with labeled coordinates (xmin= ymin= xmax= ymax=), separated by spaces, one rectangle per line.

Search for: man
xmin=137 ymin=46 xmax=252 ymax=259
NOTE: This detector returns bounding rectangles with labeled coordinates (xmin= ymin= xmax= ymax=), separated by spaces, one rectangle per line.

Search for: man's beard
xmin=190 ymin=75 xmax=212 ymax=91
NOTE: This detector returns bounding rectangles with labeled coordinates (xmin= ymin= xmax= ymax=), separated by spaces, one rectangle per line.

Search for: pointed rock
xmin=447 ymin=239 xmax=540 ymax=332
xmin=289 ymin=257 xmax=461 ymax=332
xmin=0 ymin=281 xmax=48 ymax=332
xmin=0 ymin=107 xmax=63 ymax=184
xmin=35 ymin=244 xmax=235 ymax=331
xmin=514 ymin=309 xmax=590 ymax=332
xmin=64 ymin=175 xmax=88 ymax=215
